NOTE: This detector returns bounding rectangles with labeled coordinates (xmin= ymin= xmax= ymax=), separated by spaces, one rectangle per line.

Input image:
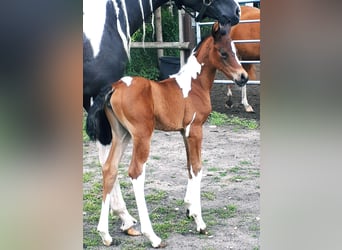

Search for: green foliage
xmin=208 ymin=111 xmax=259 ymax=129
xmin=125 ymin=6 xmax=179 ymax=80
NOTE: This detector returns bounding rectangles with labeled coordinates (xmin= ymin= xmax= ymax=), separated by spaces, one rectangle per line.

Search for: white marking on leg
xmin=96 ymin=141 xmax=111 ymax=166
xmin=131 ymin=164 xmax=161 ymax=247
xmin=241 ymin=85 xmax=254 ymax=112
xmin=97 ymin=194 xmax=112 ymax=246
xmin=83 ymin=0 xmax=107 ymax=57
xmin=110 ymin=178 xmax=137 ymax=231
xmin=184 ymin=167 xmax=206 ymax=232
xmin=170 ymin=52 xmax=202 ymax=98
xmin=121 ymin=76 xmax=133 ymax=86
xmin=227 ymin=86 xmax=233 ymax=98
xmin=185 ymin=112 xmax=196 ymax=137
xmin=112 ymin=0 xmax=130 ymax=58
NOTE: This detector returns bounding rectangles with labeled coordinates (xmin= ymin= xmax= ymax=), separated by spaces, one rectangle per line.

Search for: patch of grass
xmin=229 ymin=166 xmax=241 ymax=173
xmin=208 ymin=111 xmax=259 ymax=129
xmin=207 ymin=166 xmax=220 ymax=172
xmin=151 ymin=155 xmax=161 ymax=160
xmin=208 ymin=111 xmax=229 ymax=126
xmin=83 ymin=171 xmax=94 ymax=183
xmin=230 ymin=175 xmax=248 ymax=182
xmin=83 ymin=111 xmax=90 ymax=142
xmin=239 ymin=160 xmax=252 ymax=166
xmin=202 ymin=191 xmax=216 ymax=201
xmin=219 ymin=171 xmax=227 ymax=177
xmin=146 ymin=190 xmax=167 ymax=203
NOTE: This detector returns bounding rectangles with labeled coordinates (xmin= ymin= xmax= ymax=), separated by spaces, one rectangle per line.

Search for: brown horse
xmin=226 ymin=5 xmax=260 ymax=112
xmin=89 ymin=22 xmax=248 ymax=248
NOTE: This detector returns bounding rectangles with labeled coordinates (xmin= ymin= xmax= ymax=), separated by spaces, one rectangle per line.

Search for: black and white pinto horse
xmin=83 ymin=0 xmax=241 ymax=247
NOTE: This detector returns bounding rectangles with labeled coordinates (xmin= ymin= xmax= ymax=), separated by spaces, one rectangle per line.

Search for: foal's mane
xmin=193 ymin=34 xmax=211 ymax=54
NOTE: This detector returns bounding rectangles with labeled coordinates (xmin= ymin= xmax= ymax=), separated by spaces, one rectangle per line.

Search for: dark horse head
xmin=175 ymin=0 xmax=241 ymax=25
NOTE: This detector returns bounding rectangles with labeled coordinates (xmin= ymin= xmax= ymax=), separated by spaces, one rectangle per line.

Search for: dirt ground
xmin=83 ymin=71 xmax=260 ymax=249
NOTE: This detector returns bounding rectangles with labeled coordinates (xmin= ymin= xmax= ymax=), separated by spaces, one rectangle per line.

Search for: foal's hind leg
xmin=182 ymin=126 xmax=207 ymax=234
xmin=129 ymin=133 xmax=165 ymax=248
xmin=97 ymin=128 xmax=138 ymax=245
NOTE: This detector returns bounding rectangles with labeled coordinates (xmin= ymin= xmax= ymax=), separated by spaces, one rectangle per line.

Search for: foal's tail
xmin=86 ymin=86 xmax=114 ymax=145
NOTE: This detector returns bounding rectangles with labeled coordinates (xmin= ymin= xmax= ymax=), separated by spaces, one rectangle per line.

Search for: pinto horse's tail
xmin=86 ymin=86 xmax=113 ymax=145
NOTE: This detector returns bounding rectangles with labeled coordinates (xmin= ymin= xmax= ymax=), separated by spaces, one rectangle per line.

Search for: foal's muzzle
xmin=235 ymin=73 xmax=248 ymax=87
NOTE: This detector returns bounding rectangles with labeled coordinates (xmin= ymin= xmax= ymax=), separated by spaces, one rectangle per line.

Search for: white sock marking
xmin=184 ymin=167 xmax=206 ymax=231
xmin=170 ymin=52 xmax=202 ymax=98
xmin=185 ymin=112 xmax=196 ymax=137
xmin=97 ymin=194 xmax=112 ymax=246
xmin=110 ymin=179 xmax=137 ymax=231
xmin=83 ymin=0 xmax=107 ymax=57
xmin=131 ymin=164 xmax=161 ymax=247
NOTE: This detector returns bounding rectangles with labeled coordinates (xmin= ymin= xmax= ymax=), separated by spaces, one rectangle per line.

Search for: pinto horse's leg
xmin=129 ymin=133 xmax=165 ymax=248
xmin=241 ymin=64 xmax=255 ymax=113
xmin=225 ymin=85 xmax=234 ymax=109
xmin=181 ymin=126 xmax=207 ymax=234
xmin=241 ymin=85 xmax=254 ymax=113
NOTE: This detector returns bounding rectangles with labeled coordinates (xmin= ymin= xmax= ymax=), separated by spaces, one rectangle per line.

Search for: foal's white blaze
xmin=170 ymin=53 xmax=202 ymax=98
xmin=83 ymin=0 xmax=107 ymax=57
xmin=184 ymin=167 xmax=206 ymax=231
xmin=97 ymin=194 xmax=112 ymax=246
xmin=121 ymin=76 xmax=133 ymax=86
xmin=131 ymin=164 xmax=162 ymax=247
xmin=185 ymin=112 xmax=197 ymax=137
xmin=231 ymin=41 xmax=241 ymax=65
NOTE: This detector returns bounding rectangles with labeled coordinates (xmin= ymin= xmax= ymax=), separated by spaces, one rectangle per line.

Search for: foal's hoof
xmin=199 ymin=228 xmax=209 ymax=235
xmin=156 ymin=241 xmax=167 ymax=248
xmin=124 ymin=226 xmax=141 ymax=236
xmin=225 ymin=101 xmax=233 ymax=109
xmin=244 ymin=105 xmax=255 ymax=113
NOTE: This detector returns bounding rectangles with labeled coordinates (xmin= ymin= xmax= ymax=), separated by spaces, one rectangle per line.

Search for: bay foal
xmin=89 ymin=22 xmax=248 ymax=248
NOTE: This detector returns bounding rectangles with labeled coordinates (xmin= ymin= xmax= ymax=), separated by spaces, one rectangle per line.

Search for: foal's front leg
xmin=129 ymin=135 xmax=166 ymax=248
xmin=182 ymin=126 xmax=207 ymax=234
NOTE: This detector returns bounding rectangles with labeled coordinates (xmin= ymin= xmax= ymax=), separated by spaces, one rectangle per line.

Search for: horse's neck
xmin=195 ymin=48 xmax=217 ymax=91
xmin=127 ymin=0 xmax=169 ymax=34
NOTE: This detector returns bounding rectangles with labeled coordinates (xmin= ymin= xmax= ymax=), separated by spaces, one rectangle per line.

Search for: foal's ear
xmin=212 ymin=22 xmax=231 ymax=41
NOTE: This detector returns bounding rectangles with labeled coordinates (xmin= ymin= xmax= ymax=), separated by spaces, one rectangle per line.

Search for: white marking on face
xmin=131 ymin=164 xmax=162 ymax=247
xmin=231 ymin=41 xmax=241 ymax=65
xmin=185 ymin=112 xmax=197 ymax=137
xmin=170 ymin=53 xmax=202 ymax=98
xmin=83 ymin=0 xmax=107 ymax=57
xmin=121 ymin=76 xmax=133 ymax=86
xmin=112 ymin=0 xmax=130 ymax=58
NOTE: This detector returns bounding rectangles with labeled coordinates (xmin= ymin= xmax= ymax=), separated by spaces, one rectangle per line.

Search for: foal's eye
xmin=220 ymin=51 xmax=228 ymax=60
